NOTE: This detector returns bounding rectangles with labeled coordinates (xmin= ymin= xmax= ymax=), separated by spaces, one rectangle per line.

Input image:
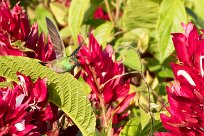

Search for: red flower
xmin=77 ymin=34 xmax=135 ymax=134
xmin=155 ymin=23 xmax=204 ymax=135
xmin=0 ymin=2 xmax=28 ymax=56
xmin=93 ymin=7 xmax=110 ymax=21
xmin=0 ymin=2 xmax=55 ymax=62
xmin=0 ymin=73 xmax=56 ymax=135
xmin=26 ymin=25 xmax=56 ymax=62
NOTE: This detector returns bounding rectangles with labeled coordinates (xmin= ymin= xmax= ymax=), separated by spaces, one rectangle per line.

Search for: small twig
xmin=115 ymin=0 xmax=122 ymax=21
xmin=113 ymin=31 xmax=124 ymax=37
xmin=140 ymin=73 xmax=154 ymax=136
xmin=101 ymin=71 xmax=140 ymax=89
xmin=104 ymin=0 xmax=114 ymax=24
xmin=159 ymin=102 xmax=169 ymax=112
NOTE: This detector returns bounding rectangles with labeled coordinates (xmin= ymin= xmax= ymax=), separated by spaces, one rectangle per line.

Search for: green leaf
xmin=27 ymin=4 xmax=54 ymax=34
xmin=156 ymin=0 xmax=187 ymax=63
xmin=158 ymin=68 xmax=174 ymax=78
xmin=116 ymin=28 xmax=149 ymax=53
xmin=116 ymin=48 xmax=144 ymax=72
xmin=0 ymin=81 xmax=13 ymax=88
xmin=93 ymin=22 xmax=114 ymax=47
xmin=78 ymin=77 xmax=92 ymax=96
xmin=50 ymin=2 xmax=68 ymax=26
xmin=140 ymin=120 xmax=164 ymax=136
xmin=68 ymin=0 xmax=90 ymax=42
xmin=11 ymin=40 xmax=34 ymax=53
xmin=145 ymin=57 xmax=161 ymax=72
xmin=60 ymin=26 xmax=71 ymax=40
xmin=140 ymin=108 xmax=151 ymax=129
xmin=120 ymin=117 xmax=142 ymax=136
xmin=0 ymin=56 xmax=96 ymax=136
xmin=121 ymin=0 xmax=160 ymax=31
xmin=185 ymin=0 xmax=204 ymax=28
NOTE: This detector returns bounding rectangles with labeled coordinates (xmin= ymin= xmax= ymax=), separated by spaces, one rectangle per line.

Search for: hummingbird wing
xmin=46 ymin=17 xmax=66 ymax=58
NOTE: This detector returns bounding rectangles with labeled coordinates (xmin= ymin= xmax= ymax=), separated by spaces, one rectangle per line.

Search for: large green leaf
xmin=0 ymin=56 xmax=96 ymax=136
xmin=121 ymin=0 xmax=160 ymax=31
xmin=68 ymin=0 xmax=90 ymax=42
xmin=156 ymin=0 xmax=187 ymax=63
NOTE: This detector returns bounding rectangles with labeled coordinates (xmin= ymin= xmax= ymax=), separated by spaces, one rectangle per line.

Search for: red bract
xmin=0 ymin=2 xmax=55 ymax=62
xmin=155 ymin=23 xmax=204 ymax=135
xmin=77 ymin=34 xmax=135 ymax=134
xmin=0 ymin=73 xmax=56 ymax=135
xmin=93 ymin=7 xmax=110 ymax=21
xmin=26 ymin=25 xmax=56 ymax=62
xmin=0 ymin=2 xmax=28 ymax=56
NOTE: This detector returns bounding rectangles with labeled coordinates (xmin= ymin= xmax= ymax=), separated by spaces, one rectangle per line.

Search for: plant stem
xmin=115 ymin=0 xmax=121 ymax=21
xmin=99 ymin=96 xmax=108 ymax=128
xmin=88 ymin=65 xmax=108 ymax=128
xmin=104 ymin=0 xmax=114 ymax=25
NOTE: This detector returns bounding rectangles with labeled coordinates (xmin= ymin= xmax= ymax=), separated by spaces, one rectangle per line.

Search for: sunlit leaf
xmin=122 ymin=0 xmax=159 ymax=31
xmin=68 ymin=0 xmax=90 ymax=42
xmin=120 ymin=117 xmax=142 ymax=136
xmin=116 ymin=28 xmax=149 ymax=53
xmin=158 ymin=68 xmax=174 ymax=78
xmin=50 ymin=2 xmax=68 ymax=26
xmin=156 ymin=0 xmax=187 ymax=63
xmin=185 ymin=0 xmax=204 ymax=28
xmin=60 ymin=25 xmax=71 ymax=39
xmin=0 ymin=81 xmax=13 ymax=88
xmin=116 ymin=48 xmax=144 ymax=72
xmin=93 ymin=22 xmax=114 ymax=47
xmin=140 ymin=108 xmax=151 ymax=129
xmin=140 ymin=120 xmax=164 ymax=136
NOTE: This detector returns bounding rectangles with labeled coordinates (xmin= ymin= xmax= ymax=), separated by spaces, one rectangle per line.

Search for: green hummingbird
xmin=44 ymin=17 xmax=83 ymax=73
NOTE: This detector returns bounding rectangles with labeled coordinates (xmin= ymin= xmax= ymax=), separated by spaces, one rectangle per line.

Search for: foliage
xmin=1 ymin=0 xmax=204 ymax=135
xmin=0 ymin=56 xmax=96 ymax=136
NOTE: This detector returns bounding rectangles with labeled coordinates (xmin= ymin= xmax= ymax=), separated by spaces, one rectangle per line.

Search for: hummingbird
xmin=43 ymin=17 xmax=85 ymax=73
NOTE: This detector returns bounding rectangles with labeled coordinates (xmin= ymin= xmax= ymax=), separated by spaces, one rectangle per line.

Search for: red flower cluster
xmin=155 ymin=23 xmax=204 ymax=135
xmin=0 ymin=2 xmax=58 ymax=135
xmin=77 ymin=34 xmax=135 ymax=135
xmin=0 ymin=73 xmax=56 ymax=135
xmin=0 ymin=2 xmax=55 ymax=62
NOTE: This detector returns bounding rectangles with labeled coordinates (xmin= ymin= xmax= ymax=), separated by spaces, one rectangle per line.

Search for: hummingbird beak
xmin=39 ymin=62 xmax=47 ymax=66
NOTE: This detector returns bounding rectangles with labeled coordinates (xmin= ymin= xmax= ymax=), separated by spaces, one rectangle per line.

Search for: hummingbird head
xmin=69 ymin=56 xmax=78 ymax=66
